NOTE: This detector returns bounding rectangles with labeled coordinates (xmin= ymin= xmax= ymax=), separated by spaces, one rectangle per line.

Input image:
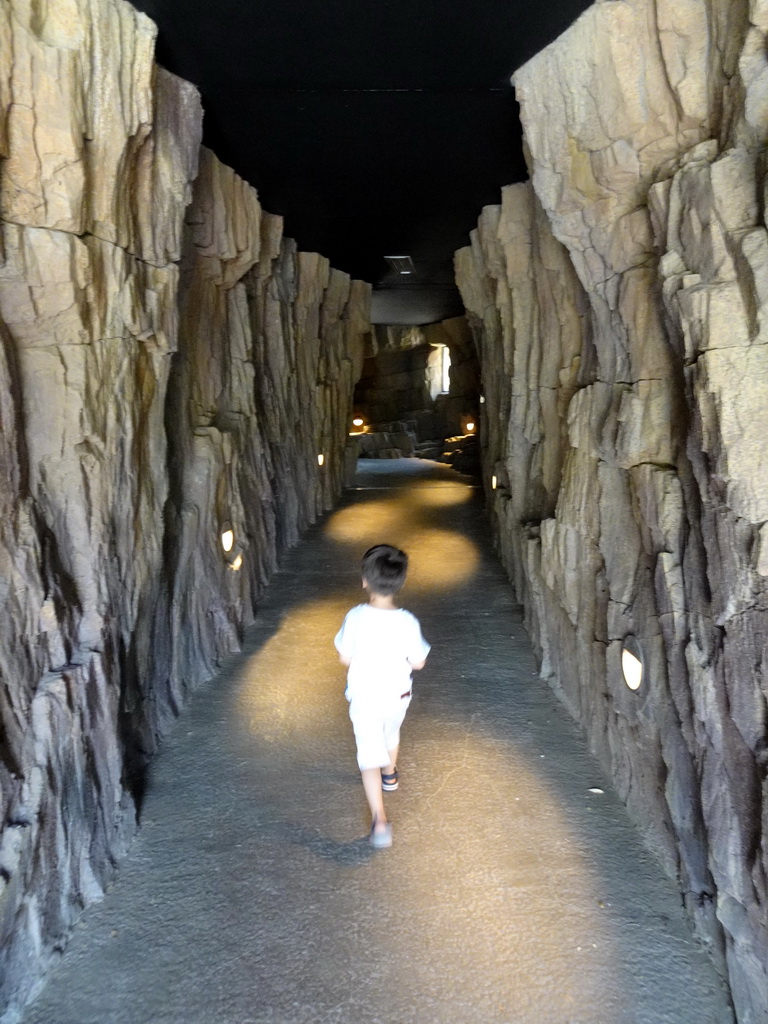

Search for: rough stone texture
xmin=0 ymin=1 xmax=369 ymax=1019
xmin=355 ymin=344 xmax=433 ymax=427
xmin=456 ymin=2 xmax=768 ymax=1021
xmin=356 ymin=423 xmax=417 ymax=459
xmin=356 ymin=318 xmax=479 ymax=443
xmin=15 ymin=460 xmax=733 ymax=1024
xmin=423 ymin=316 xmax=480 ymax=437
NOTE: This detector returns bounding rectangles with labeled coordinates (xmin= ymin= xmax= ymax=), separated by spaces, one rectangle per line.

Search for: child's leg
xmin=382 ymin=697 xmax=410 ymax=778
xmin=384 ymin=743 xmax=399 ymax=776
xmin=349 ymin=703 xmax=390 ymax=833
xmin=361 ymin=768 xmax=388 ymax=830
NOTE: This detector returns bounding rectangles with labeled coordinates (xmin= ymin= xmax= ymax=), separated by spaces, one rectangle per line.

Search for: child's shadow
xmin=268 ymin=818 xmax=376 ymax=867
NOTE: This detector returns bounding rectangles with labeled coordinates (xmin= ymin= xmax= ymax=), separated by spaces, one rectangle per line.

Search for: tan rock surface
xmin=458 ymin=2 xmax=767 ymax=1019
xmin=0 ymin=2 xmax=369 ymax=1019
xmin=1 ymin=0 xmax=201 ymax=263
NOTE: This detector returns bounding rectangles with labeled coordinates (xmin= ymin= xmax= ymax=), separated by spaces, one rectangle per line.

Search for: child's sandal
xmin=369 ymin=819 xmax=393 ymax=849
xmin=381 ymin=769 xmax=399 ymax=791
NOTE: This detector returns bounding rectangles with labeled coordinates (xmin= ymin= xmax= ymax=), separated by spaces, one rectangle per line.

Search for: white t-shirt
xmin=334 ymin=604 xmax=431 ymax=706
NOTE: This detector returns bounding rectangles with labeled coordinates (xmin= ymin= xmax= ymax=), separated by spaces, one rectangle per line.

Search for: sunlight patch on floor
xmin=403 ymin=528 xmax=479 ymax=589
xmin=323 ymin=498 xmax=405 ymax=545
xmin=323 ymin=489 xmax=480 ymax=590
xmin=234 ymin=597 xmax=349 ymax=741
xmin=355 ymin=722 xmax=610 ymax=1018
xmin=408 ymin=480 xmax=472 ymax=508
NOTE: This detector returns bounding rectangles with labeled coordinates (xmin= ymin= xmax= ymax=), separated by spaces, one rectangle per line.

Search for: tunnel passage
xmin=350 ymin=320 xmax=481 ymax=474
xmin=19 ymin=460 xmax=732 ymax=1024
xmin=1 ymin=1 xmax=767 ymax=1022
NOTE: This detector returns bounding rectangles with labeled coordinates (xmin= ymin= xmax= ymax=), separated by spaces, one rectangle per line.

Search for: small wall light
xmin=479 ymin=395 xmax=485 ymax=404
xmin=465 ymin=421 xmax=475 ymax=433
xmin=621 ymin=637 xmax=644 ymax=691
xmin=491 ymin=475 xmax=498 ymax=490
xmin=220 ymin=526 xmax=235 ymax=554
xmin=317 ymin=453 xmax=325 ymax=466
xmin=230 ymin=553 xmax=243 ymax=572
xmin=352 ymin=417 xmax=364 ymax=428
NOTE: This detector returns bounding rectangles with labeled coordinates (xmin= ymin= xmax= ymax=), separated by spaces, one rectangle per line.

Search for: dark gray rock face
xmin=0 ymin=2 xmax=369 ymax=1019
xmin=423 ymin=317 xmax=481 ymax=440
xmin=354 ymin=318 xmax=480 ymax=457
xmin=355 ymin=345 xmax=432 ymax=426
xmin=456 ymin=2 xmax=768 ymax=1021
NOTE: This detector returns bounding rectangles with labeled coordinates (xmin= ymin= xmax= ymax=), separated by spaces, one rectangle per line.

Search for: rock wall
xmin=0 ymin=1 xmax=369 ymax=1018
xmin=355 ymin=345 xmax=434 ymax=428
xmin=358 ymin=318 xmax=479 ymax=439
xmin=456 ymin=1 xmax=767 ymax=1021
xmin=422 ymin=316 xmax=480 ymax=438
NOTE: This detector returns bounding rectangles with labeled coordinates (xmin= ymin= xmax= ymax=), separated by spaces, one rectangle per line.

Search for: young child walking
xmin=334 ymin=544 xmax=430 ymax=849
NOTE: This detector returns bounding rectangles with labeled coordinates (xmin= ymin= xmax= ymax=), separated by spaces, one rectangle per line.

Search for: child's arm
xmin=335 ymin=614 xmax=353 ymax=667
xmin=407 ymin=615 xmax=430 ymax=672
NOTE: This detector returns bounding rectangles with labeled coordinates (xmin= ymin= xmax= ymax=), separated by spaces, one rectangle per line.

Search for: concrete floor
xmin=22 ymin=460 xmax=732 ymax=1024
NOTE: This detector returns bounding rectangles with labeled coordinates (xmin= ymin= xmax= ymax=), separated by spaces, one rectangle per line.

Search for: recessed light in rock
xmin=621 ymin=642 xmax=643 ymax=692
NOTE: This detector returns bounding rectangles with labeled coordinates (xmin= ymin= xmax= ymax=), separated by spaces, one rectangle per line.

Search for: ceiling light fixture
xmin=385 ymin=255 xmax=416 ymax=275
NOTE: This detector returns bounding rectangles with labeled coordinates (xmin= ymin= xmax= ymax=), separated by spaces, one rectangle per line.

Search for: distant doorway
xmin=349 ymin=319 xmax=480 ymax=474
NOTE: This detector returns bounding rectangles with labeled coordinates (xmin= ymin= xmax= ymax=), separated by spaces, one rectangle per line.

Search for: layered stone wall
xmin=355 ymin=345 xmax=433 ymax=427
xmin=0 ymin=1 xmax=369 ymax=1018
xmin=359 ymin=318 xmax=479 ymax=439
xmin=456 ymin=2 xmax=767 ymax=1020
xmin=422 ymin=316 xmax=480 ymax=438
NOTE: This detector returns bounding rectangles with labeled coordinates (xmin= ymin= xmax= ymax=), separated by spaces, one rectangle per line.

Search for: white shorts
xmin=348 ymin=695 xmax=411 ymax=771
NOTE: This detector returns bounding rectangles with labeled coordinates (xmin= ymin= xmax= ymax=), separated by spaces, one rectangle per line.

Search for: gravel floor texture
xmin=22 ymin=460 xmax=733 ymax=1024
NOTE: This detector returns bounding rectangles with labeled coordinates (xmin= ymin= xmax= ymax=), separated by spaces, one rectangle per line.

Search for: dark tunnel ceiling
xmin=129 ymin=0 xmax=593 ymax=325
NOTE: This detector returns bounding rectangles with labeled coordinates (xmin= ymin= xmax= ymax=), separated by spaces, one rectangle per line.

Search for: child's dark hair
xmin=361 ymin=544 xmax=409 ymax=595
